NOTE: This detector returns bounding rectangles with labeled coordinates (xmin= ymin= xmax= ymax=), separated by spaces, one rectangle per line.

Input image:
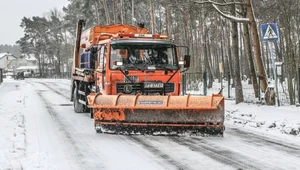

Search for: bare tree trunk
xmin=265 ymin=43 xmax=270 ymax=78
xmin=192 ymin=16 xmax=199 ymax=72
xmin=232 ymin=3 xmax=244 ymax=104
xmin=112 ymin=0 xmax=117 ymax=24
xmin=184 ymin=6 xmax=191 ymax=46
xmin=221 ymin=19 xmax=226 ymax=78
xmin=207 ymin=37 xmax=214 ymax=89
xmin=121 ymin=0 xmax=125 ymax=24
xmin=227 ymin=21 xmax=235 ymax=87
xmin=56 ymin=50 xmax=61 ymax=76
xmin=245 ymin=0 xmax=268 ymax=92
xmin=242 ymin=16 xmax=259 ymax=97
xmin=150 ymin=0 xmax=155 ymax=33
xmin=197 ymin=14 xmax=203 ymax=75
xmin=42 ymin=53 xmax=45 ymax=77
xmin=102 ymin=0 xmax=110 ymax=24
xmin=239 ymin=23 xmax=245 ymax=77
xmin=158 ymin=5 xmax=162 ymax=33
xmin=204 ymin=23 xmax=214 ymax=89
xmin=93 ymin=0 xmax=100 ymax=25
xmin=132 ymin=0 xmax=135 ymax=25
xmin=283 ymin=9 xmax=295 ymax=104
xmin=221 ymin=20 xmax=229 ymax=79
xmin=297 ymin=1 xmax=300 ymax=103
xmin=36 ymin=53 xmax=42 ymax=78
xmin=165 ymin=3 xmax=171 ymax=37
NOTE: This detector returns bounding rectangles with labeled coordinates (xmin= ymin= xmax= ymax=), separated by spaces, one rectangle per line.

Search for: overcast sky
xmin=0 ymin=0 xmax=69 ymax=45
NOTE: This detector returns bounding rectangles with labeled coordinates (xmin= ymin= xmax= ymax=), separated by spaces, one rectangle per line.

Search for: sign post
xmin=203 ymin=72 xmax=207 ymax=96
xmin=298 ymin=67 xmax=300 ymax=104
xmin=0 ymin=68 xmax=2 ymax=84
xmin=261 ymin=23 xmax=280 ymax=106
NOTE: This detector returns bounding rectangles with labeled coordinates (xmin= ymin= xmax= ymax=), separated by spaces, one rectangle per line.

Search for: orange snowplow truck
xmin=70 ymin=20 xmax=225 ymax=135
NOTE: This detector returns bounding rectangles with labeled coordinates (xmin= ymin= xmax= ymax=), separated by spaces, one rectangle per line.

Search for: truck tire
xmin=90 ymin=108 xmax=94 ymax=119
xmin=73 ymin=87 xmax=85 ymax=113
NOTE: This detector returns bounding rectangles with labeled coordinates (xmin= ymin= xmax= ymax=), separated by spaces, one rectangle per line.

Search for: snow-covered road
xmin=1 ymin=79 xmax=300 ymax=170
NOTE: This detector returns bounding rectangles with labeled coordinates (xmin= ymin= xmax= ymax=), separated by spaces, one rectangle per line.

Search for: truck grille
xmin=116 ymin=84 xmax=142 ymax=94
xmin=116 ymin=83 xmax=175 ymax=94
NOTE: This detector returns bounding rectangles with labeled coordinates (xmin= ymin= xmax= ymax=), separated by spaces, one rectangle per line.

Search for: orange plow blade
xmin=87 ymin=93 xmax=225 ymax=135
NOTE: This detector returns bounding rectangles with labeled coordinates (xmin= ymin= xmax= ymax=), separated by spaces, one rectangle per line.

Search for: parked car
xmin=14 ymin=71 xmax=25 ymax=80
xmin=24 ymin=71 xmax=32 ymax=78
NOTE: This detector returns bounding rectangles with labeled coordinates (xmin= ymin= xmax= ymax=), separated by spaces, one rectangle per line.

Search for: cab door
xmin=96 ymin=44 xmax=107 ymax=94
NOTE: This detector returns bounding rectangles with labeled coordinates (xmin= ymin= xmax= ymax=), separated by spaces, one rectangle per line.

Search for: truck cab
xmin=70 ymin=20 xmax=190 ymax=115
xmin=95 ymin=37 xmax=182 ymax=96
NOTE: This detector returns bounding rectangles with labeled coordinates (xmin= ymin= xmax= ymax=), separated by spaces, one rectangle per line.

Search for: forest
xmin=6 ymin=0 xmax=300 ymax=105
xmin=0 ymin=45 xmax=22 ymax=56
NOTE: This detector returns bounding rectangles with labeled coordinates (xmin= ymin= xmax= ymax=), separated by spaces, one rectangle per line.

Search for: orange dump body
xmin=81 ymin=24 xmax=149 ymax=46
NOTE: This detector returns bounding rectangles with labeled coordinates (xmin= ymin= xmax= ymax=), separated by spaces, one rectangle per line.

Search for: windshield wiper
xmin=118 ymin=64 xmax=135 ymax=70
xmin=156 ymin=65 xmax=174 ymax=73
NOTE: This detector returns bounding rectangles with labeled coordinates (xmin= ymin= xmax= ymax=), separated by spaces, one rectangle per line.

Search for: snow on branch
xmin=212 ymin=3 xmax=249 ymax=23
xmin=193 ymin=0 xmax=250 ymax=23
xmin=194 ymin=0 xmax=244 ymax=6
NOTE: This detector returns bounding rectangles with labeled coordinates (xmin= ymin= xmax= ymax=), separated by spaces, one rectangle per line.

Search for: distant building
xmin=0 ymin=53 xmax=17 ymax=77
xmin=23 ymin=54 xmax=38 ymax=66
xmin=0 ymin=53 xmax=38 ymax=77
xmin=0 ymin=53 xmax=17 ymax=69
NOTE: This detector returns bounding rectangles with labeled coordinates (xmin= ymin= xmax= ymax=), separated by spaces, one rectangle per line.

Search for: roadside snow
xmin=0 ymin=81 xmax=27 ymax=169
xmin=225 ymin=100 xmax=300 ymax=137
xmin=188 ymin=78 xmax=300 ymax=138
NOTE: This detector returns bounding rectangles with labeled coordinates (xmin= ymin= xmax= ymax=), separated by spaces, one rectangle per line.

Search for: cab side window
xmin=98 ymin=45 xmax=107 ymax=68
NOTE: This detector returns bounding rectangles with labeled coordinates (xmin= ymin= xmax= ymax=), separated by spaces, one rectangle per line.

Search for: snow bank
xmin=0 ymin=82 xmax=27 ymax=169
xmin=225 ymin=100 xmax=300 ymax=137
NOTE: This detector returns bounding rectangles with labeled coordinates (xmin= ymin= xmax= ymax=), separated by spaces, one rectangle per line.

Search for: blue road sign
xmin=261 ymin=23 xmax=279 ymax=41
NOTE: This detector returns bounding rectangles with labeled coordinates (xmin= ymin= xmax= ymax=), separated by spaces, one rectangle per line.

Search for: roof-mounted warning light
xmin=134 ymin=34 xmax=153 ymax=38
xmin=159 ymin=35 xmax=168 ymax=39
xmin=113 ymin=33 xmax=169 ymax=39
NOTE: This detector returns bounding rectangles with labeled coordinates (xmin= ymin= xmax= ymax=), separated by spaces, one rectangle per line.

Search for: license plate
xmin=144 ymin=82 xmax=164 ymax=88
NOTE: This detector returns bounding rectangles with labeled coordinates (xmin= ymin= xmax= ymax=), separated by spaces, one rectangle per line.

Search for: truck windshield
xmin=110 ymin=42 xmax=178 ymax=70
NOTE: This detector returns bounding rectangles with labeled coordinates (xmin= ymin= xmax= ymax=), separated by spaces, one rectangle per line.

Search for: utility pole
xmin=267 ymin=42 xmax=280 ymax=106
xmin=261 ymin=23 xmax=280 ymax=106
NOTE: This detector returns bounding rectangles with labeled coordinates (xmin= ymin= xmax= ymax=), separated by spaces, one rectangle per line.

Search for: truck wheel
xmin=73 ymin=87 xmax=85 ymax=113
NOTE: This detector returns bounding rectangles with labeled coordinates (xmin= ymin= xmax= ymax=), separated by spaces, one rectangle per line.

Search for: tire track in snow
xmin=37 ymin=81 xmax=189 ymax=169
xmin=36 ymin=91 xmax=105 ymax=170
xmin=36 ymin=91 xmax=88 ymax=169
xmin=228 ymin=127 xmax=300 ymax=158
xmin=33 ymin=82 xmax=116 ymax=169
xmin=168 ymin=136 xmax=275 ymax=170
xmin=38 ymin=82 xmax=70 ymax=99
xmin=128 ymin=136 xmax=193 ymax=170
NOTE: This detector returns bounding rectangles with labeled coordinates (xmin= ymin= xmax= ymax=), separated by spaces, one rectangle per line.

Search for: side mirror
xmin=184 ymin=55 xmax=190 ymax=68
xmin=91 ymin=47 xmax=98 ymax=60
xmin=80 ymin=43 xmax=86 ymax=49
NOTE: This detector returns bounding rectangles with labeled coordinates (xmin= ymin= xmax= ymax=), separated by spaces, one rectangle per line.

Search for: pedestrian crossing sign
xmin=261 ymin=23 xmax=279 ymax=41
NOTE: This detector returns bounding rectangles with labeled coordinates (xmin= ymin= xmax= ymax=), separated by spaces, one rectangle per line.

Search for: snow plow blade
xmin=87 ymin=93 xmax=224 ymax=135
